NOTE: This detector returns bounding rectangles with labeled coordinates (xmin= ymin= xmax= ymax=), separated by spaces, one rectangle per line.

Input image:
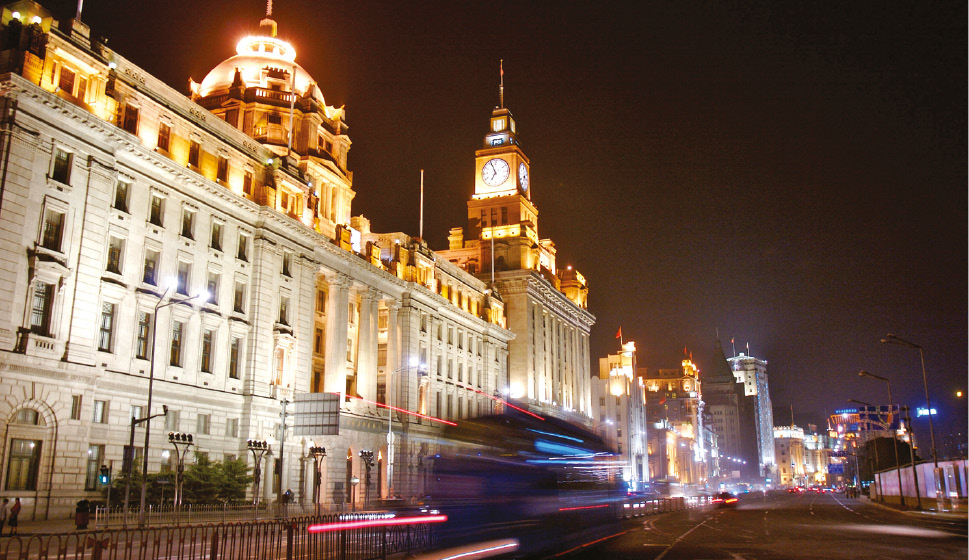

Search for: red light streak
xmin=558 ymin=504 xmax=609 ymax=511
xmin=553 ymin=529 xmax=631 ymax=557
xmin=307 ymin=514 xmax=447 ymax=533
xmin=471 ymin=388 xmax=545 ymax=421
xmin=340 ymin=394 xmax=457 ymax=426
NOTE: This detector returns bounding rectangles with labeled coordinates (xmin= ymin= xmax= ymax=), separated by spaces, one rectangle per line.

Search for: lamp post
xmin=309 ymin=444 xmax=326 ymax=515
xmin=386 ymin=357 xmax=420 ymax=498
xmin=248 ymin=440 xmax=271 ymax=507
xmin=848 ymin=398 xmax=881 ymax=501
xmin=349 ymin=476 xmax=359 ymax=512
xmin=167 ymin=432 xmax=194 ymax=508
xmin=123 ymin=404 xmax=167 ymax=526
xmin=881 ymin=334 xmax=945 ymax=509
xmin=901 ymin=406 xmax=922 ymax=509
xmin=859 ymin=370 xmax=905 ymax=507
xmin=359 ymin=450 xmax=374 ymax=508
xmin=138 ymin=280 xmax=208 ymax=527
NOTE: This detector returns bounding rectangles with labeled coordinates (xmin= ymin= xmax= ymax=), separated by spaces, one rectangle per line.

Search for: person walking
xmin=8 ymin=497 xmax=21 ymax=535
xmin=0 ymin=498 xmax=8 ymax=535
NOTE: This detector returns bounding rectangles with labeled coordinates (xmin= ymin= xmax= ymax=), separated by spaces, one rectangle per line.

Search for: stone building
xmin=0 ymin=1 xmax=512 ymax=518
xmin=591 ymin=341 xmax=648 ymax=491
xmin=436 ymin=81 xmax=594 ymax=424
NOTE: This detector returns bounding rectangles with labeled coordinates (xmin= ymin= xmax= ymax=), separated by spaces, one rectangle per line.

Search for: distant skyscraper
xmin=727 ymin=352 xmax=776 ymax=479
xmin=592 ymin=342 xmax=648 ymax=491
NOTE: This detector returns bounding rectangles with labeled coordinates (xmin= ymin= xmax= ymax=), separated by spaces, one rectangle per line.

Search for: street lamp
xmin=123 ymin=404 xmax=167 ymax=526
xmin=247 ymin=440 xmax=270 ymax=507
xmin=167 ymin=432 xmax=194 ymax=507
xmin=859 ymin=370 xmax=905 ymax=508
xmin=138 ymin=279 xmax=208 ymax=527
xmin=848 ymin=398 xmax=880 ymax=500
xmin=349 ymin=476 xmax=360 ymax=512
xmin=359 ymin=450 xmax=374 ymax=508
xmin=309 ymin=444 xmax=326 ymax=515
xmin=881 ymin=333 xmax=946 ymax=510
xmin=386 ymin=357 xmax=420 ymax=498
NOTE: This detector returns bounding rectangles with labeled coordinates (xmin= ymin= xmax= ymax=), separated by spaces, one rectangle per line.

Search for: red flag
xmin=615 ymin=326 xmax=622 ymax=339
xmin=683 ymin=346 xmax=688 ymax=356
xmin=731 ymin=337 xmax=734 ymax=344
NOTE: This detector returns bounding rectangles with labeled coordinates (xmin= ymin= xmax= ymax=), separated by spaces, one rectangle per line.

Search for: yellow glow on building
xmin=481 ymin=225 xmax=520 ymax=239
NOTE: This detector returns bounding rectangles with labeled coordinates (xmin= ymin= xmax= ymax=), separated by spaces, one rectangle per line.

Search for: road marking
xmin=654 ymin=515 xmax=711 ymax=560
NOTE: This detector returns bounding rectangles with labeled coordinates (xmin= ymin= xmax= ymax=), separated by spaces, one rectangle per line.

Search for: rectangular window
xmin=71 ymin=395 xmax=83 ymax=420
xmin=98 ymin=302 xmax=115 ymax=352
xmin=165 ymin=409 xmax=180 ymax=432
xmin=122 ymin=104 xmax=139 ymax=135
xmin=6 ymin=439 xmax=42 ymax=491
xmin=58 ymin=66 xmax=75 ymax=93
xmin=278 ymin=297 xmax=289 ymax=326
xmin=92 ymin=400 xmax=107 ymax=423
xmin=226 ymin=418 xmax=239 ymax=438
xmin=114 ymin=180 xmax=130 ymax=212
xmin=217 ymin=156 xmax=228 ymax=183
xmin=206 ymin=271 xmax=220 ymax=305
xmin=176 ymin=261 xmax=191 ymax=296
xmin=130 ymin=405 xmax=143 ymax=422
xmin=196 ymin=413 xmax=211 ymax=435
xmin=157 ymin=122 xmax=171 ymax=152
xmin=135 ymin=312 xmax=151 ymax=359
xmin=170 ymin=321 xmax=183 ymax=366
xmin=229 ymin=337 xmax=241 ymax=379
xmin=282 ymin=252 xmax=292 ymax=277
xmin=181 ymin=209 xmax=195 ymax=239
xmin=500 ymin=207 xmax=508 ymax=225
xmin=106 ymin=236 xmax=124 ymax=274
xmin=143 ymin=249 xmax=159 ymax=285
xmin=201 ymin=329 xmax=214 ymax=373
xmin=41 ymin=208 xmax=65 ymax=251
xmin=316 ymin=289 xmax=326 ymax=314
xmin=85 ymin=444 xmax=104 ymax=490
xmin=189 ymin=140 xmax=201 ymax=167
xmin=237 ymin=234 xmax=249 ymax=261
xmin=30 ymin=280 xmax=54 ymax=336
xmin=210 ymin=222 xmax=223 ymax=251
xmin=243 ymin=171 xmax=253 ymax=196
xmin=149 ymin=194 xmax=164 ymax=226
xmin=314 ymin=328 xmax=324 ymax=355
xmin=233 ymin=281 xmax=246 ymax=313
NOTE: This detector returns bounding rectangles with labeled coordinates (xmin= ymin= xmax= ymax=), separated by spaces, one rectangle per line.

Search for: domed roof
xmin=197 ymin=26 xmax=325 ymax=105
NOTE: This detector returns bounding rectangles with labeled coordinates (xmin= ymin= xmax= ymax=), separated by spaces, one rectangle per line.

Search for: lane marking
xmin=654 ymin=515 xmax=713 ymax=560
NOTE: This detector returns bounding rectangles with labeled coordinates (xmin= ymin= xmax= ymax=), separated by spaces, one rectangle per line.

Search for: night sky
xmin=51 ymin=1 xmax=966 ymax=441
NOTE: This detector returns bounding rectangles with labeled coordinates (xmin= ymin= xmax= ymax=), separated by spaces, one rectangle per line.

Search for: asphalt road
xmin=556 ymin=492 xmax=967 ymax=560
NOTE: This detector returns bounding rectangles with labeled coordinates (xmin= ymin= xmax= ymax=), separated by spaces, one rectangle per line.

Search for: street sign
xmin=858 ymin=405 xmax=900 ymax=431
xmin=294 ymin=392 xmax=341 ymax=436
xmin=828 ymin=464 xmax=844 ymax=474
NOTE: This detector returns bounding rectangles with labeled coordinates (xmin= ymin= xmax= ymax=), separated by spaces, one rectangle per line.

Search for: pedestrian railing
xmin=0 ymin=512 xmax=436 ymax=560
xmin=94 ymin=503 xmax=345 ymax=528
xmin=620 ymin=495 xmax=711 ymax=518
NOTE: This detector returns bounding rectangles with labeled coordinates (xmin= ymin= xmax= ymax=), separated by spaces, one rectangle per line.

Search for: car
xmin=712 ymin=492 xmax=739 ymax=508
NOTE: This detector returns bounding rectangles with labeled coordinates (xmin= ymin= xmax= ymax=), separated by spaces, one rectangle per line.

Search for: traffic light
xmin=98 ymin=465 xmax=110 ymax=485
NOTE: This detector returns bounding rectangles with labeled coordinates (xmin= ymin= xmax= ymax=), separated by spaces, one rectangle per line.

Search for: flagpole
xmin=419 ymin=169 xmax=424 ymax=240
xmin=731 ymin=338 xmax=736 ymax=357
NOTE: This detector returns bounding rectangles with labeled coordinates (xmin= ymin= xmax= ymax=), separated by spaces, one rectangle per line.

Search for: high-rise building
xmin=702 ymin=340 xmax=760 ymax=481
xmin=591 ymin=342 xmax=648 ymax=491
xmin=436 ymin=80 xmax=594 ymax=423
xmin=0 ymin=1 xmax=512 ymax=517
xmin=642 ymin=358 xmax=706 ymax=486
xmin=727 ymin=353 xmax=776 ymax=478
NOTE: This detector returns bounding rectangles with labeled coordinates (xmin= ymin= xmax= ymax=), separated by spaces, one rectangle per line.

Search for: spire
xmin=260 ymin=0 xmax=277 ymax=37
xmin=499 ymin=59 xmax=504 ymax=109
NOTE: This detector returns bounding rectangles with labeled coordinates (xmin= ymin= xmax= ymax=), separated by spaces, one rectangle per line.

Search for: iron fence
xmin=0 ymin=513 xmax=435 ymax=560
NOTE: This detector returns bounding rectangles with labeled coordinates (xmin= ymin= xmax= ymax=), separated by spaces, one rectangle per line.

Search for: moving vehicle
xmin=712 ymin=492 xmax=739 ymax=508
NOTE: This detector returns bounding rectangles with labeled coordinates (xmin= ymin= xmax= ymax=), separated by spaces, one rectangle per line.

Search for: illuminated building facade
xmin=703 ymin=340 xmax=760 ymax=480
xmin=436 ymin=85 xmax=594 ymax=423
xmin=0 ymin=1 xmax=512 ymax=517
xmin=774 ymin=426 xmax=806 ymax=487
xmin=727 ymin=353 xmax=776 ymax=479
xmin=642 ymin=358 xmax=706 ymax=486
xmin=591 ymin=342 xmax=648 ymax=491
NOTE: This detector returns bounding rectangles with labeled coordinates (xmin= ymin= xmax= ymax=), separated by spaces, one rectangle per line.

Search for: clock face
xmin=518 ymin=163 xmax=529 ymax=192
xmin=481 ymin=158 xmax=510 ymax=187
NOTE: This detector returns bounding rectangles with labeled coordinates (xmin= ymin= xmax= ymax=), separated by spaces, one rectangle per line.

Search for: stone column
xmin=324 ymin=274 xmax=349 ymax=394
xmin=356 ymin=288 xmax=378 ymax=401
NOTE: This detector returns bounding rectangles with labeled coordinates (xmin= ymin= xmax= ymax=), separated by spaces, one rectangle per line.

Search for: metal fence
xmin=93 ymin=503 xmax=343 ymax=528
xmin=0 ymin=513 xmax=435 ymax=560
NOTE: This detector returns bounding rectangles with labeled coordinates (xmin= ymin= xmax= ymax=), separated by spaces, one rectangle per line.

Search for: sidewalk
xmin=864 ymin=496 xmax=969 ymax=521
